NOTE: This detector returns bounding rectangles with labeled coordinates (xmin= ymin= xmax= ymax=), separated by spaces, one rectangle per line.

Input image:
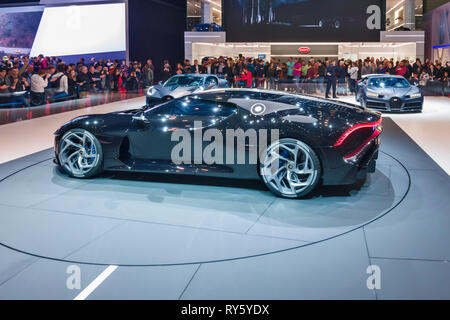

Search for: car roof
xmin=195 ymin=88 xmax=363 ymax=110
xmin=362 ymin=74 xmax=406 ymax=79
xmin=170 ymin=74 xmax=211 ymax=79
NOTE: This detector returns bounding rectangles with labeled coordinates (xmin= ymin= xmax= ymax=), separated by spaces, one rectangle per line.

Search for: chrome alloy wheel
xmin=59 ymin=130 xmax=100 ymax=177
xmin=260 ymin=138 xmax=319 ymax=198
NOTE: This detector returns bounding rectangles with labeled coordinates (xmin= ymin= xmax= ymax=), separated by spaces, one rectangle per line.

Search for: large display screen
xmin=224 ymin=0 xmax=386 ymax=42
xmin=30 ymin=3 xmax=126 ymax=57
xmin=0 ymin=6 xmax=43 ymax=54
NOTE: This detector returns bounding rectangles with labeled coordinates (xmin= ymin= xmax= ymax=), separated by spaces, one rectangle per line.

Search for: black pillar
xmin=128 ymin=0 xmax=186 ymax=81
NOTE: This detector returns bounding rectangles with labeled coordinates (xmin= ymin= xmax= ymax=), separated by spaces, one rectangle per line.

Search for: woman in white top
xmin=30 ymin=69 xmax=49 ymax=106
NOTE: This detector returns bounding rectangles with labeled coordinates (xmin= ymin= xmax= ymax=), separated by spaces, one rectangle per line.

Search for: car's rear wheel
xmin=58 ymin=129 xmax=103 ymax=178
xmin=259 ymin=138 xmax=321 ymax=199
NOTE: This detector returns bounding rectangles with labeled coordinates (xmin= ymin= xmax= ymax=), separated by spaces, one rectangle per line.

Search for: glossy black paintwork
xmin=54 ymin=89 xmax=382 ymax=186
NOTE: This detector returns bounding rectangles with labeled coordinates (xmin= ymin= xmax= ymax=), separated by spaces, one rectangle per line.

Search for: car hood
xmin=367 ymin=86 xmax=417 ymax=97
xmin=149 ymin=85 xmax=201 ymax=98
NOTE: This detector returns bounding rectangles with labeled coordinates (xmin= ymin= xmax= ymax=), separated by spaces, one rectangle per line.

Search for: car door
xmin=127 ymin=101 xmax=179 ymax=171
xmin=128 ymin=97 xmax=237 ymax=173
xmin=169 ymin=97 xmax=238 ymax=168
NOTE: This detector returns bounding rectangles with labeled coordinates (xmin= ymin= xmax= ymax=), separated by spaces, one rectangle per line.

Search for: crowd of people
xmin=0 ymin=54 xmax=155 ymax=108
xmin=1 ymin=53 xmax=449 ymax=109
xmin=163 ymin=55 xmax=450 ymax=97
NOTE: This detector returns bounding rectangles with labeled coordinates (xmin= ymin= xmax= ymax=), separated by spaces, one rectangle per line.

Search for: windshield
xmin=368 ymin=77 xmax=410 ymax=88
xmin=164 ymin=76 xmax=203 ymax=87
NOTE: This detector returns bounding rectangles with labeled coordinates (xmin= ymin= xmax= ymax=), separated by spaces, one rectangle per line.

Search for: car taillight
xmin=334 ymin=118 xmax=382 ymax=147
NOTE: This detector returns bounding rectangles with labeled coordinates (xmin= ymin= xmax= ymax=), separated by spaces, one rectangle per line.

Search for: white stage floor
xmin=0 ymin=96 xmax=449 ymax=300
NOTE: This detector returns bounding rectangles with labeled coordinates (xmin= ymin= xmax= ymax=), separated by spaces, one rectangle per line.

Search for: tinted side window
xmin=144 ymin=100 xmax=174 ymax=116
xmin=205 ymin=76 xmax=218 ymax=87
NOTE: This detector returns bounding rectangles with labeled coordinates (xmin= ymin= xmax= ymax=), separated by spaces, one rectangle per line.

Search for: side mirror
xmin=158 ymin=81 xmax=163 ymax=85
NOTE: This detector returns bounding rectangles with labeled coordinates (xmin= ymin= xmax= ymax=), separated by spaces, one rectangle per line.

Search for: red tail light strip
xmin=343 ymin=129 xmax=381 ymax=161
xmin=334 ymin=118 xmax=382 ymax=147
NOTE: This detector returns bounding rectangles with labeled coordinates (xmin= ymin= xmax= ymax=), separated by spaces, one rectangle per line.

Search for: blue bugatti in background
xmin=146 ymin=74 xmax=228 ymax=106
xmin=355 ymin=75 xmax=424 ymax=112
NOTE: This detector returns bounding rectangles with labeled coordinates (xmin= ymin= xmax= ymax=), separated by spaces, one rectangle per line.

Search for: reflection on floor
xmin=0 ymin=90 xmax=144 ymax=126
xmin=0 ymin=118 xmax=449 ymax=299
xmin=0 ymin=151 xmax=407 ymax=265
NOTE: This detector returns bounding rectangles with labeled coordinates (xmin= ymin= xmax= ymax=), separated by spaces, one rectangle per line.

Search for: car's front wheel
xmin=58 ymin=129 xmax=103 ymax=178
xmin=259 ymin=138 xmax=321 ymax=199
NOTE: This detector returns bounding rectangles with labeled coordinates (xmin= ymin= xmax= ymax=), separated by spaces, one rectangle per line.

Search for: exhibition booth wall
xmin=189 ymin=41 xmax=420 ymax=63
xmin=0 ymin=0 xmax=187 ymax=68
xmin=0 ymin=1 xmax=127 ymax=63
xmin=423 ymin=1 xmax=450 ymax=63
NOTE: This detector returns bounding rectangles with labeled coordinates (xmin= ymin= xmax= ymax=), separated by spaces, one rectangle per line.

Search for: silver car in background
xmin=146 ymin=74 xmax=228 ymax=106
xmin=356 ymin=75 xmax=423 ymax=112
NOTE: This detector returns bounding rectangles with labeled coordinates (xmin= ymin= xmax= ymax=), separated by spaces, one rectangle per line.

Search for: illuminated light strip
xmin=386 ymin=0 xmax=405 ymax=15
xmin=359 ymin=52 xmax=396 ymax=55
xmin=271 ymin=54 xmax=339 ymax=57
xmin=384 ymin=34 xmax=425 ymax=37
xmin=185 ymin=35 xmax=223 ymax=38
xmin=74 ymin=265 xmax=118 ymax=300
xmin=334 ymin=118 xmax=382 ymax=147
xmin=390 ymin=42 xmax=418 ymax=47
xmin=432 ymin=44 xmax=450 ymax=49
xmin=204 ymin=0 xmax=221 ymax=7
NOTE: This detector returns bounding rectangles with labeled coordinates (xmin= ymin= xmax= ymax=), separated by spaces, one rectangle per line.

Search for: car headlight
xmin=366 ymin=91 xmax=379 ymax=98
xmin=408 ymin=93 xmax=422 ymax=98
xmin=147 ymin=87 xmax=156 ymax=95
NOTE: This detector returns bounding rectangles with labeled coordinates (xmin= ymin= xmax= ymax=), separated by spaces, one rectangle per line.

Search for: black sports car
xmin=356 ymin=75 xmax=424 ymax=112
xmin=54 ymin=89 xmax=382 ymax=199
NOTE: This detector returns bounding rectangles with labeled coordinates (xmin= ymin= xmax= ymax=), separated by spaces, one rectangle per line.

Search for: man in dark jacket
xmin=412 ymin=59 xmax=423 ymax=76
xmin=76 ymin=66 xmax=91 ymax=96
xmin=325 ymin=60 xmax=337 ymax=99
xmin=5 ymin=67 xmax=29 ymax=107
xmin=161 ymin=60 xmax=172 ymax=82
xmin=191 ymin=60 xmax=205 ymax=74
xmin=183 ymin=59 xmax=192 ymax=74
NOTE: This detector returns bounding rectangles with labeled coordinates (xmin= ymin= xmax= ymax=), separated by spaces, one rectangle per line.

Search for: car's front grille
xmin=389 ymin=97 xmax=402 ymax=109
